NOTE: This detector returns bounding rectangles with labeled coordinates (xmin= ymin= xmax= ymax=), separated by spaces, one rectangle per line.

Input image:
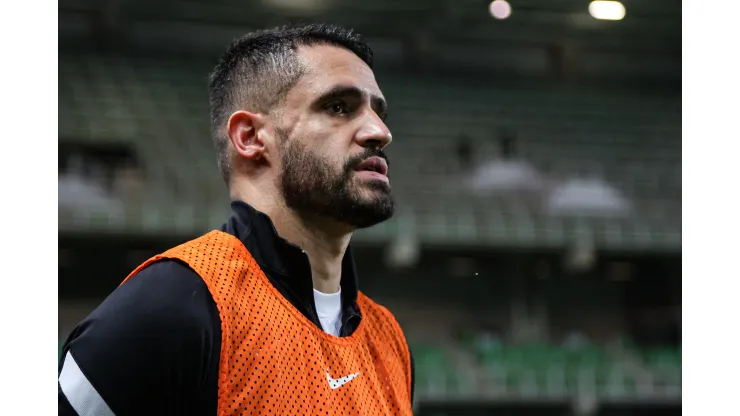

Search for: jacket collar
xmin=223 ymin=200 xmax=361 ymax=318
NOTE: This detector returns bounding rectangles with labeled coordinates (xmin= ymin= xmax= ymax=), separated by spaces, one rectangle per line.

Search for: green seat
xmin=644 ymin=347 xmax=681 ymax=385
xmin=561 ymin=344 xmax=610 ymax=394
xmin=518 ymin=344 xmax=559 ymax=393
xmin=643 ymin=347 xmax=681 ymax=371
xmin=476 ymin=345 xmax=522 ymax=391
xmin=411 ymin=345 xmax=460 ymax=395
xmin=479 ymin=344 xmax=506 ymax=366
xmin=603 ymin=362 xmax=637 ymax=397
xmin=413 ymin=345 xmax=446 ymax=368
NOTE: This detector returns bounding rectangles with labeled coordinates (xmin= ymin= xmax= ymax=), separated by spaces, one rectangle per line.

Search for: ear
xmin=227 ymin=110 xmax=266 ymax=161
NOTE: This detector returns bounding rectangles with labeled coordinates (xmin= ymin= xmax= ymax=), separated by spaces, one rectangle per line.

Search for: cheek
xmin=325 ymin=151 xmax=347 ymax=172
xmin=292 ymin=119 xmax=355 ymax=168
xmin=301 ymin=143 xmax=344 ymax=174
xmin=313 ymin=138 xmax=349 ymax=168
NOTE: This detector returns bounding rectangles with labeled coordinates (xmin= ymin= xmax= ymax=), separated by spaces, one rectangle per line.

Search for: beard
xmin=278 ymin=137 xmax=395 ymax=229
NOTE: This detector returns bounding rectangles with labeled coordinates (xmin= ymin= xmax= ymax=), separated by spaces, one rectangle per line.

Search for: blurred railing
xmin=58 ymin=196 xmax=680 ymax=251
xmin=412 ymin=342 xmax=681 ymax=402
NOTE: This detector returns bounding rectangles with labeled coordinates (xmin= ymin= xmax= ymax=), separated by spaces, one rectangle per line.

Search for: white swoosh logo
xmin=326 ymin=368 xmax=360 ymax=390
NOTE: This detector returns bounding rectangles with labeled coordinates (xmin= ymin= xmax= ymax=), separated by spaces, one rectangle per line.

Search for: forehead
xmin=290 ymin=44 xmax=383 ymax=103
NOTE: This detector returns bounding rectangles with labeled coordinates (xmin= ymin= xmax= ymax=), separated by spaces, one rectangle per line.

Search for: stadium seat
xmin=643 ymin=347 xmax=681 ymax=387
xmin=58 ymin=54 xmax=681 ymax=250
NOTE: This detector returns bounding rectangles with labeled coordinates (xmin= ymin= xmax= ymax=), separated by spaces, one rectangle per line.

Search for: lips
xmin=355 ymin=156 xmax=388 ymax=177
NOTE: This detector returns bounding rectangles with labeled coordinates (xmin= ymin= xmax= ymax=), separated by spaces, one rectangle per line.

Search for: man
xmin=58 ymin=23 xmax=415 ymax=415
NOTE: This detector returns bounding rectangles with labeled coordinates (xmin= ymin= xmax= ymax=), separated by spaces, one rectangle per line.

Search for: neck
xmin=232 ymin=184 xmax=351 ymax=294
xmin=277 ymin=209 xmax=352 ymax=294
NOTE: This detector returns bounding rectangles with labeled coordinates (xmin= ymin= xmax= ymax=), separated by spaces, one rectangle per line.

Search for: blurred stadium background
xmin=58 ymin=0 xmax=681 ymax=415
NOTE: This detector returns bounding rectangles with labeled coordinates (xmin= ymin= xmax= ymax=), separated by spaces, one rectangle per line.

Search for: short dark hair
xmin=208 ymin=23 xmax=374 ymax=184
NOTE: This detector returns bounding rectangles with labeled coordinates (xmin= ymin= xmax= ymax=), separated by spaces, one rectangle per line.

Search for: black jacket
xmin=58 ymin=201 xmax=415 ymax=415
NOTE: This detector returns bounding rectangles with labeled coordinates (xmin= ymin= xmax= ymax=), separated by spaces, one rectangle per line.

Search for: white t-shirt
xmin=313 ymin=288 xmax=343 ymax=337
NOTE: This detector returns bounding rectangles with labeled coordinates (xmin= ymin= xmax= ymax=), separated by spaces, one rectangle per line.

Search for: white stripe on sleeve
xmin=59 ymin=350 xmax=115 ymax=416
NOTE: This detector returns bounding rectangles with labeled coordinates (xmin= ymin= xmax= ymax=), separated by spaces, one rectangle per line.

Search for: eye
xmin=326 ymin=101 xmax=350 ymax=116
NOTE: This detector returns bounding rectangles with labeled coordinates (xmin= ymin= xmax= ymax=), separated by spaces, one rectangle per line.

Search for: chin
xmin=347 ymin=212 xmax=394 ymax=229
xmin=345 ymin=198 xmax=396 ymax=229
xmin=354 ymin=192 xmax=393 ymax=211
xmin=355 ymin=179 xmax=392 ymax=195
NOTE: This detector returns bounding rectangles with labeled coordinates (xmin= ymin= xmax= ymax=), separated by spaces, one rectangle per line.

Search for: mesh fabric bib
xmin=123 ymin=230 xmax=413 ymax=415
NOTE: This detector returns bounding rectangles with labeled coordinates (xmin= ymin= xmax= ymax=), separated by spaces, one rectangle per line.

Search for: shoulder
xmin=62 ymin=258 xmax=222 ymax=366
xmin=357 ymin=292 xmax=410 ymax=348
xmin=59 ymin=259 xmax=221 ymax=415
xmin=357 ymin=291 xmax=400 ymax=324
xmin=99 ymin=259 xmax=218 ymax=330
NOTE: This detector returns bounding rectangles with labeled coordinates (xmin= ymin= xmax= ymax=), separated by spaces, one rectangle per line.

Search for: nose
xmin=355 ymin=111 xmax=392 ymax=150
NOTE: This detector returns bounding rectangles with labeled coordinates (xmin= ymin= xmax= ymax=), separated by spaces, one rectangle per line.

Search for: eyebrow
xmin=314 ymin=85 xmax=388 ymax=120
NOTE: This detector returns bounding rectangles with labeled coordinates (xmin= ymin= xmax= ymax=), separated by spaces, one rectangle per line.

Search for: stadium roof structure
xmin=60 ymin=0 xmax=680 ymax=80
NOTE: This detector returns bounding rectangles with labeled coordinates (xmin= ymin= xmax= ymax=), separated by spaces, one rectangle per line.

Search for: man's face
xmin=272 ymin=44 xmax=394 ymax=229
